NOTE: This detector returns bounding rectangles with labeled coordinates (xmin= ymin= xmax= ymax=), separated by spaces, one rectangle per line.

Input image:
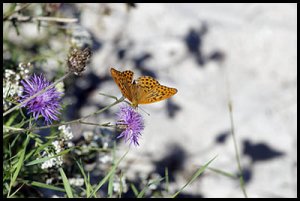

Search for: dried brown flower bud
xmin=44 ymin=3 xmax=62 ymax=14
xmin=67 ymin=47 xmax=92 ymax=75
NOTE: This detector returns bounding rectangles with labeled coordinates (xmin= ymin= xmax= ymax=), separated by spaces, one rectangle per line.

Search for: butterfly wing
xmin=110 ymin=68 xmax=134 ymax=102
xmin=135 ymin=76 xmax=177 ymax=104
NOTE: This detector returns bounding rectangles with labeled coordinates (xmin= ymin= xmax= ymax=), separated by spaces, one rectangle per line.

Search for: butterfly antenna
xmin=138 ymin=106 xmax=150 ymax=116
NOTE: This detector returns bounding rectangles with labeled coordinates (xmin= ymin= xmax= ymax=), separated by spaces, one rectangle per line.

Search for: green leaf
xmin=171 ymin=155 xmax=218 ymax=198
xmin=24 ymin=149 xmax=35 ymax=162
xmin=10 ymin=132 xmax=21 ymax=147
xmin=5 ymin=111 xmax=19 ymax=127
xmin=28 ymin=140 xmax=53 ymax=160
xmin=59 ymin=168 xmax=74 ymax=198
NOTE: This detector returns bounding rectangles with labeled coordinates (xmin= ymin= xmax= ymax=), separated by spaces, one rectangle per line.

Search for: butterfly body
xmin=110 ymin=68 xmax=177 ymax=108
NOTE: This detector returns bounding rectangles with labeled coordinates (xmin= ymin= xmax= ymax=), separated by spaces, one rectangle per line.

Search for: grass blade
xmin=8 ymin=183 xmax=25 ymax=198
xmin=137 ymin=177 xmax=164 ymax=198
xmin=59 ymin=168 xmax=74 ymax=198
xmin=165 ymin=167 xmax=169 ymax=193
xmin=108 ymin=144 xmax=117 ymax=198
xmin=207 ymin=167 xmax=237 ymax=179
xmin=89 ymin=148 xmax=130 ymax=198
xmin=108 ymin=169 xmax=115 ymax=198
xmin=171 ymin=155 xmax=218 ymax=198
xmin=131 ymin=184 xmax=139 ymax=197
xmin=8 ymin=135 xmax=29 ymax=197
xmin=25 ymin=149 xmax=70 ymax=166
xmin=30 ymin=181 xmax=66 ymax=192
xmin=76 ymin=160 xmax=91 ymax=198
xmin=224 ymin=68 xmax=248 ymax=197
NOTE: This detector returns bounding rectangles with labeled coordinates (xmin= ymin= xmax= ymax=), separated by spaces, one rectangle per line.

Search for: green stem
xmin=5 ymin=15 xmax=78 ymax=23
xmin=225 ymin=72 xmax=248 ymax=198
xmin=79 ymin=121 xmax=115 ymax=128
xmin=3 ymin=3 xmax=31 ymax=21
xmin=4 ymin=96 xmax=125 ymax=133
xmin=228 ymin=101 xmax=248 ymax=197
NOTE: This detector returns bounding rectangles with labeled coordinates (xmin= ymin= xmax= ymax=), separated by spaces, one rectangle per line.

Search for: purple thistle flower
xmin=116 ymin=104 xmax=144 ymax=146
xmin=20 ymin=74 xmax=63 ymax=125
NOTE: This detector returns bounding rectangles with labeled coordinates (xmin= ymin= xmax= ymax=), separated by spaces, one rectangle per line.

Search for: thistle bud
xmin=67 ymin=47 xmax=92 ymax=75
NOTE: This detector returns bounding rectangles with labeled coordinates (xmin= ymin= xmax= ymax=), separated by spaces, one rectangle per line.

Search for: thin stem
xmin=79 ymin=121 xmax=115 ymax=128
xmin=5 ymin=15 xmax=78 ymax=23
xmin=224 ymin=71 xmax=248 ymax=198
xmin=3 ymin=3 xmax=31 ymax=21
xmin=34 ymin=16 xmax=78 ymax=23
xmin=5 ymin=96 xmax=125 ymax=133
xmin=3 ymin=72 xmax=72 ymax=117
xmin=98 ymin=92 xmax=118 ymax=101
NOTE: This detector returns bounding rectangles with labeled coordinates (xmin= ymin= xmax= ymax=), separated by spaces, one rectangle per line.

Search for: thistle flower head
xmin=20 ymin=74 xmax=63 ymax=125
xmin=116 ymin=104 xmax=144 ymax=146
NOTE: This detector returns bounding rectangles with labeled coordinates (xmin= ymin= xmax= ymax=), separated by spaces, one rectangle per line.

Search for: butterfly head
xmin=131 ymin=101 xmax=139 ymax=108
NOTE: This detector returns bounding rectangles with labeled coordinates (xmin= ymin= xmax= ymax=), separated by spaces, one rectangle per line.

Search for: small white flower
xmin=46 ymin=178 xmax=54 ymax=184
xmin=5 ymin=69 xmax=14 ymax=78
xmin=41 ymin=154 xmax=56 ymax=169
xmin=113 ymin=182 xmax=120 ymax=193
xmin=69 ymin=178 xmax=84 ymax=187
xmin=83 ymin=131 xmax=93 ymax=141
xmin=59 ymin=125 xmax=73 ymax=140
xmin=99 ymin=154 xmax=112 ymax=164
xmin=15 ymin=74 xmax=20 ymax=81
xmin=65 ymin=132 xmax=73 ymax=140
xmin=58 ymin=125 xmax=66 ymax=131
xmin=40 ymin=153 xmax=63 ymax=169
xmin=55 ymin=156 xmax=63 ymax=167
xmin=148 ymin=173 xmax=161 ymax=190
xmin=17 ymin=85 xmax=23 ymax=96
xmin=52 ymin=140 xmax=62 ymax=154
xmin=67 ymin=142 xmax=74 ymax=147
xmin=81 ymin=144 xmax=89 ymax=154
xmin=113 ymin=176 xmax=128 ymax=193
xmin=103 ymin=142 xmax=109 ymax=149
xmin=149 ymin=182 xmax=157 ymax=190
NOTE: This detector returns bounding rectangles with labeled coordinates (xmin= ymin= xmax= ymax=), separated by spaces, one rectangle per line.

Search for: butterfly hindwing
xmin=136 ymin=77 xmax=177 ymax=104
xmin=136 ymin=76 xmax=160 ymax=90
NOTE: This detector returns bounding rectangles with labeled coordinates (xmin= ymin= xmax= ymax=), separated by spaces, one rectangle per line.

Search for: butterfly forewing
xmin=110 ymin=68 xmax=134 ymax=101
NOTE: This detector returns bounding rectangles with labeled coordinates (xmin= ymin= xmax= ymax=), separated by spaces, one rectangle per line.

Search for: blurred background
xmin=3 ymin=3 xmax=297 ymax=198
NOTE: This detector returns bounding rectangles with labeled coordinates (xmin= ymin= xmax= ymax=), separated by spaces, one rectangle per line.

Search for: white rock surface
xmin=79 ymin=3 xmax=297 ymax=198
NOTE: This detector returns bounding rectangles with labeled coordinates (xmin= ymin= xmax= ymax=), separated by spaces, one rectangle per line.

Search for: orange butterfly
xmin=110 ymin=68 xmax=177 ymax=108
